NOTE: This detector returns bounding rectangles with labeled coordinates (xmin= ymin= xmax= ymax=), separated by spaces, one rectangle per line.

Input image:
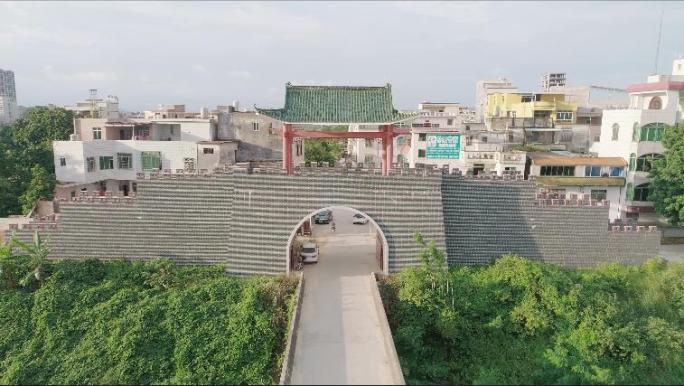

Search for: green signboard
xmin=426 ymin=134 xmax=461 ymax=159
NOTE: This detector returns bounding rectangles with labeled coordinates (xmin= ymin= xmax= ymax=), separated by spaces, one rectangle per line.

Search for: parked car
xmin=300 ymin=242 xmax=319 ymax=263
xmin=314 ymin=210 xmax=333 ymax=224
xmin=352 ymin=213 xmax=369 ymax=224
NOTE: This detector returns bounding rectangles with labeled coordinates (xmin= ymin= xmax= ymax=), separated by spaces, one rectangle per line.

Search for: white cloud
xmin=42 ymin=65 xmax=119 ymax=84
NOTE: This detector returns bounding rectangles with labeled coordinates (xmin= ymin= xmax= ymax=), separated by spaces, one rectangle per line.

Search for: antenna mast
xmin=654 ymin=3 xmax=665 ymax=74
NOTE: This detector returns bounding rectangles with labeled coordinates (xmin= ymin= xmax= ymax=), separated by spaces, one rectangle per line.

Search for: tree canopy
xmin=0 ymin=107 xmax=73 ymax=216
xmin=304 ymin=139 xmax=344 ymax=166
xmin=381 ymin=235 xmax=684 ymax=385
xmin=649 ymin=123 xmax=684 ymax=225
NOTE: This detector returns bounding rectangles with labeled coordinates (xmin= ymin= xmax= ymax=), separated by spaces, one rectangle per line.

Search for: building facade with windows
xmin=475 ymin=78 xmax=518 ymax=121
xmin=526 ymin=152 xmax=627 ymax=220
xmin=0 ymin=69 xmax=18 ymax=124
xmin=590 ymin=58 xmax=684 ymax=221
xmin=53 ymin=101 xmax=304 ymax=199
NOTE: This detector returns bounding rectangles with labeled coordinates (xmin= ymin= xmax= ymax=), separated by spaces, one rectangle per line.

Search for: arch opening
xmin=285 ymin=206 xmax=390 ymax=275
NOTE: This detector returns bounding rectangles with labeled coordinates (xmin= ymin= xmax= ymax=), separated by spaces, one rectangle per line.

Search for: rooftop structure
xmin=256 ymin=83 xmax=414 ymax=125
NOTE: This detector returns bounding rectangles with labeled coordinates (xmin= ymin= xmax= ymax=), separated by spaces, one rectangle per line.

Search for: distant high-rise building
xmin=0 ymin=69 xmax=18 ymax=124
xmin=541 ymin=72 xmax=566 ymax=91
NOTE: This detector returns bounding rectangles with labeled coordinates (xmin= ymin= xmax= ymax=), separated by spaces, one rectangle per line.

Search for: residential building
xmin=475 ymin=78 xmax=518 ymax=121
xmin=541 ymin=72 xmax=566 ymax=91
xmin=590 ymin=57 xmax=684 ymax=221
xmin=527 ymin=151 xmax=627 ymax=220
xmin=54 ymin=99 xmax=303 ymax=199
xmin=408 ymin=124 xmax=526 ymax=175
xmin=0 ymin=69 xmax=18 ymax=124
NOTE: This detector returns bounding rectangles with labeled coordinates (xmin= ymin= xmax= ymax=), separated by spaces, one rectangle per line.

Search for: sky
xmin=1 ymin=1 xmax=683 ymax=112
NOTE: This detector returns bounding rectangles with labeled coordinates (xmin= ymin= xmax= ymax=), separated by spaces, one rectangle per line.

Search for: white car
xmin=352 ymin=213 xmax=369 ymax=224
xmin=300 ymin=242 xmax=319 ymax=263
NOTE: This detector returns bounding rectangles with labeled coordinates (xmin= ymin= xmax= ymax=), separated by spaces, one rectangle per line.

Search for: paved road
xmin=290 ymin=209 xmax=394 ymax=385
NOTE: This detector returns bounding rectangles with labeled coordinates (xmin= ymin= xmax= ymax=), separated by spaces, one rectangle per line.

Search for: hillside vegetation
xmin=381 ymin=237 xmax=684 ymax=385
xmin=0 ymin=249 xmax=297 ymax=384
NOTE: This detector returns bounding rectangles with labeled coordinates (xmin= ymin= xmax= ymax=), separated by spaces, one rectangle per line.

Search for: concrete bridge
xmin=5 ymin=164 xmax=660 ymax=274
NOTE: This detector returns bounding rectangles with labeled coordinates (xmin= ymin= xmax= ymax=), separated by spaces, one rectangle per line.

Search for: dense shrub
xmin=0 ymin=257 xmax=297 ymax=384
xmin=381 ymin=253 xmax=684 ymax=385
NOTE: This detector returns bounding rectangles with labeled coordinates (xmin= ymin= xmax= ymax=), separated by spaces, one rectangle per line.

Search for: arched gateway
xmin=286 ymin=206 xmax=390 ymax=275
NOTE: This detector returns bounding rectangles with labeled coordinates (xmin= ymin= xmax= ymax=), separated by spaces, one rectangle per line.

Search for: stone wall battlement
xmin=3 ymin=171 xmax=660 ymax=275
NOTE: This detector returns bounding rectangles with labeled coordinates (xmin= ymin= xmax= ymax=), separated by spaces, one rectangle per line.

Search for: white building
xmin=527 ymin=151 xmax=627 ymax=220
xmin=475 ymin=78 xmax=518 ymax=121
xmin=590 ymin=58 xmax=684 ymax=221
xmin=0 ymin=69 xmax=18 ymax=124
xmin=541 ymin=72 xmax=566 ymax=91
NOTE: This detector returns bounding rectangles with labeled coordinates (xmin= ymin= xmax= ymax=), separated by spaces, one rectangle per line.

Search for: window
xmin=86 ymin=157 xmax=95 ymax=172
xmin=556 ymin=111 xmax=573 ymax=121
xmin=561 ymin=131 xmax=573 ymax=142
xmin=466 ymin=136 xmax=473 ymax=146
xmin=629 ymin=153 xmax=636 ymax=171
xmin=252 ymin=122 xmax=259 ymax=131
xmin=465 ymin=125 xmax=470 ymax=131
xmin=540 ymin=165 xmax=575 ymax=176
xmin=93 ymin=127 xmax=102 ymax=140
xmin=591 ymin=189 xmax=607 ymax=201
xmin=611 ymin=123 xmax=619 ymax=141
xmin=418 ymin=149 xmax=426 ymax=158
xmin=117 ymin=153 xmax=132 ymax=169
xmin=585 ymin=166 xmax=603 ymax=177
xmin=610 ymin=167 xmax=625 ymax=177
xmin=648 ymin=96 xmax=662 ymax=110
xmin=633 ymin=183 xmax=651 ymax=201
xmin=203 ymin=147 xmax=214 ymax=154
xmin=521 ymin=95 xmax=533 ymax=103
xmin=632 ymin=122 xmax=640 ymax=141
xmin=639 ymin=122 xmax=666 ymax=142
xmin=431 ymin=123 xmax=440 ymax=128
xmin=411 ymin=123 xmax=423 ymax=128
xmin=141 ymin=151 xmax=162 ymax=170
xmin=99 ymin=156 xmax=114 ymax=170
xmin=481 ymin=136 xmax=488 ymax=143
xmin=59 ymin=157 xmax=66 ymax=167
xmin=635 ymin=153 xmax=664 ymax=172
xmin=447 ymin=119 xmax=453 ymax=126
xmin=183 ymin=158 xmax=195 ymax=171
xmin=418 ymin=133 xmax=427 ymax=141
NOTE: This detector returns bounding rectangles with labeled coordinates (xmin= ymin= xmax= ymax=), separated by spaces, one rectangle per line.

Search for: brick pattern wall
xmin=5 ymin=168 xmax=659 ymax=275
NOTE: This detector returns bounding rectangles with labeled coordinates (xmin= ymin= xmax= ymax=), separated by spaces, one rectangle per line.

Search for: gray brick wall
xmin=5 ymin=168 xmax=660 ymax=275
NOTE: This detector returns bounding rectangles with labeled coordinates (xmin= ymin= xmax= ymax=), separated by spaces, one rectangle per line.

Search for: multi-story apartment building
xmin=0 ymin=69 xmax=18 ymax=124
xmin=475 ymin=78 xmax=518 ymax=121
xmin=53 ymin=100 xmax=303 ymax=199
xmin=590 ymin=58 xmax=684 ymax=221
xmin=526 ymin=151 xmax=627 ymax=220
xmin=484 ymin=91 xmax=593 ymax=152
xmin=346 ymin=101 xmax=524 ymax=174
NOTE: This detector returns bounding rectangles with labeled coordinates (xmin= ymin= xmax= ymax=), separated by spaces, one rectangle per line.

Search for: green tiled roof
xmin=535 ymin=177 xmax=626 ymax=187
xmin=256 ymin=83 xmax=416 ymax=124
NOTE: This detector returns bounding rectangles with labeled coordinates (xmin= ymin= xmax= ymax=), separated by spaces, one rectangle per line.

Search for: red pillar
xmin=386 ymin=124 xmax=394 ymax=173
xmin=282 ymin=123 xmax=293 ymax=175
xmin=381 ymin=125 xmax=389 ymax=176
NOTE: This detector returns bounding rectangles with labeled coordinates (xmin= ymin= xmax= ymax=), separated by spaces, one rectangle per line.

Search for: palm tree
xmin=10 ymin=231 xmax=49 ymax=287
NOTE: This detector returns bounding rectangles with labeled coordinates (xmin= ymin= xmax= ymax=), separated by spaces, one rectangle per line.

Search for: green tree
xmin=649 ymin=123 xmax=684 ymax=225
xmin=19 ymin=165 xmax=56 ymax=214
xmin=304 ymin=140 xmax=344 ymax=166
xmin=0 ymin=107 xmax=73 ymax=216
xmin=10 ymin=231 xmax=50 ymax=288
